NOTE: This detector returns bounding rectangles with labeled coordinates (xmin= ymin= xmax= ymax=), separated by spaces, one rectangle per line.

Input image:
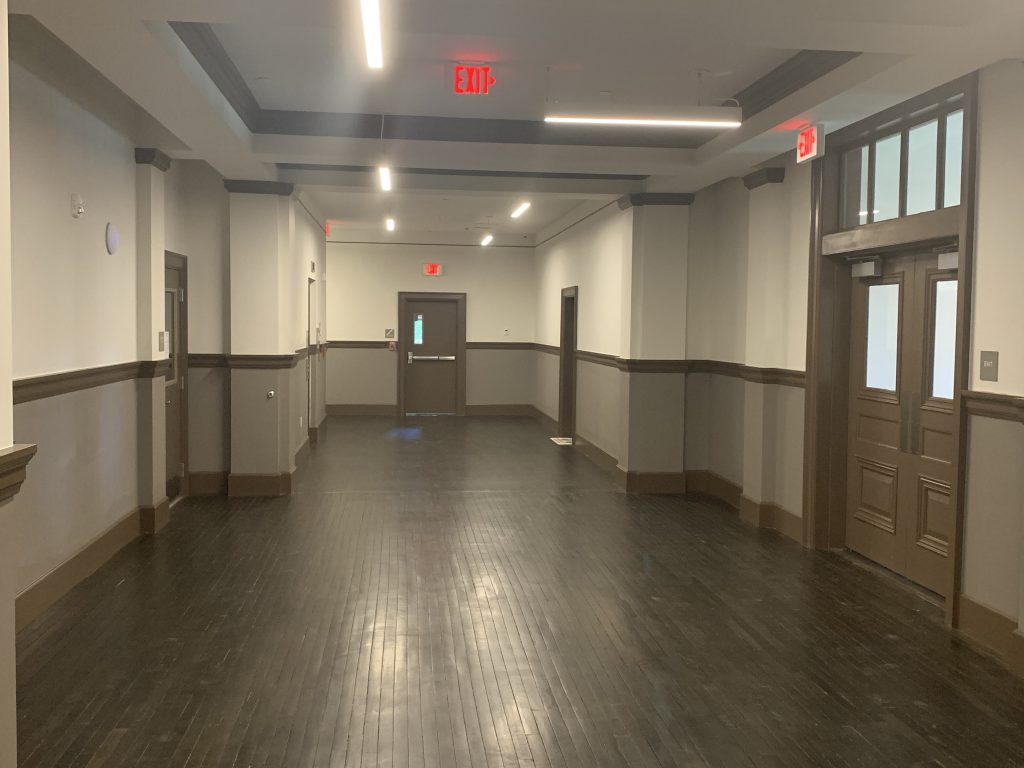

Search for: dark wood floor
xmin=16 ymin=416 xmax=1024 ymax=767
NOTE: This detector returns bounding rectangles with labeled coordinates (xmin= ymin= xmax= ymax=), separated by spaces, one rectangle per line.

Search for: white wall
xmin=745 ymin=157 xmax=811 ymax=371
xmin=535 ymin=204 xmax=633 ymax=356
xmin=10 ymin=60 xmax=137 ymax=378
xmin=164 ymin=160 xmax=229 ymax=354
xmin=327 ymin=242 xmax=535 ymax=342
xmin=627 ymin=205 xmax=689 ymax=360
xmin=686 ymin=179 xmax=749 ymax=363
xmin=972 ymin=60 xmax=1024 ymax=395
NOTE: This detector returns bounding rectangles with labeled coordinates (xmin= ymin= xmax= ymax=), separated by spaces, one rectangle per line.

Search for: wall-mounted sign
xmin=423 ymin=263 xmax=444 ymax=276
xmin=796 ymin=124 xmax=824 ymax=163
xmin=454 ymin=65 xmax=496 ymax=95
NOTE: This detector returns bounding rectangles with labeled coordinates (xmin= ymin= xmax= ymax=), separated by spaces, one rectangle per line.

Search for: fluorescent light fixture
xmin=385 ymin=217 xmax=396 ymax=232
xmin=378 ymin=166 xmax=392 ymax=191
xmin=510 ymin=201 xmax=531 ymax=219
xmin=481 ymin=234 xmax=494 ymax=246
xmin=361 ymin=0 xmax=383 ymax=69
xmin=544 ymin=115 xmax=741 ymax=129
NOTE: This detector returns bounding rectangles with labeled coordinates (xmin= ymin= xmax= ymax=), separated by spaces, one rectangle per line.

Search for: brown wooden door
xmin=402 ymin=297 xmax=461 ymax=415
xmin=846 ymin=252 xmax=958 ymax=595
xmin=165 ymin=264 xmax=186 ymax=499
xmin=558 ymin=287 xmax=578 ymax=438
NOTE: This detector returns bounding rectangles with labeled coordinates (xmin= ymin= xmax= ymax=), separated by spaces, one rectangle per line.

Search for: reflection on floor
xmin=16 ymin=416 xmax=1024 ymax=767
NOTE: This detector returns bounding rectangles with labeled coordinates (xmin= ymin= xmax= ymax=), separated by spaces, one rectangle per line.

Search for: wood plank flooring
xmin=16 ymin=416 xmax=1024 ymax=767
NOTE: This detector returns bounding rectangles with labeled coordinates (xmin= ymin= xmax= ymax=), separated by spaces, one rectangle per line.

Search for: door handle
xmin=408 ymin=354 xmax=449 ymax=362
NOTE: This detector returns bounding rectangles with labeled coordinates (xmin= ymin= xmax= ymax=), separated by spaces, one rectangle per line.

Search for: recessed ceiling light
xmin=385 ymin=217 xmax=396 ymax=232
xmin=510 ymin=202 xmax=531 ymax=219
xmin=361 ymin=0 xmax=384 ymax=69
xmin=378 ymin=166 xmax=392 ymax=191
xmin=544 ymin=115 xmax=741 ymax=129
xmin=481 ymin=234 xmax=494 ymax=246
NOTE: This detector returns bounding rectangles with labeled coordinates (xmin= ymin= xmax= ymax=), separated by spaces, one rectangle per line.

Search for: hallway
xmin=15 ymin=417 xmax=1024 ymax=767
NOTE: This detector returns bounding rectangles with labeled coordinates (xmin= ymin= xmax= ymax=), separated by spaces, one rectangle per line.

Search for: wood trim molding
xmin=617 ymin=193 xmax=695 ymax=209
xmin=957 ymin=595 xmax=1024 ymax=678
xmin=740 ymin=496 xmax=803 ymax=544
xmin=743 ymin=167 xmax=786 ymax=190
xmin=327 ymin=341 xmax=391 ymax=349
xmin=466 ymin=342 xmax=536 ymax=351
xmin=687 ymin=359 xmax=806 ymax=387
xmin=188 ymin=471 xmax=229 ymax=496
xmin=618 ymin=359 xmax=691 ymax=374
xmin=535 ymin=343 xmax=560 ymax=356
xmin=188 ymin=353 xmax=230 ymax=368
xmin=962 ymin=391 xmax=1024 ymax=423
xmin=572 ymin=435 xmax=625 ymax=485
xmin=140 ymin=497 xmax=171 ymax=535
xmin=15 ymin=506 xmax=141 ymax=632
xmin=575 ymin=350 xmax=619 ymax=368
xmin=465 ymin=404 xmax=538 ymax=416
xmin=227 ymin=352 xmax=306 ymax=369
xmin=14 ymin=361 xmax=168 ymax=404
xmin=0 ymin=444 xmax=37 ymax=505
xmin=685 ymin=470 xmax=743 ymax=510
xmin=625 ymin=472 xmax=687 ymax=494
xmin=134 ymin=147 xmax=171 ymax=172
xmin=224 ymin=179 xmax=294 ymax=196
xmin=326 ymin=404 xmax=398 ymax=416
xmin=821 ymin=206 xmax=959 ymax=257
xmin=227 ymin=472 xmax=293 ymax=497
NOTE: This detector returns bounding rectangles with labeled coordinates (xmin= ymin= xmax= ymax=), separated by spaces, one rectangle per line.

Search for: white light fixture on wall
xmin=481 ymin=234 xmax=494 ymax=246
xmin=361 ymin=0 xmax=384 ymax=69
xmin=386 ymin=217 xmax=396 ymax=232
xmin=378 ymin=166 xmax=392 ymax=191
xmin=510 ymin=201 xmax=531 ymax=219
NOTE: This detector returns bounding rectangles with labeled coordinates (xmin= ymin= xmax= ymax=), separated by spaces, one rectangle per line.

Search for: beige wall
xmin=535 ymin=204 xmax=632 ymax=356
xmin=326 ymin=242 xmax=535 ymax=343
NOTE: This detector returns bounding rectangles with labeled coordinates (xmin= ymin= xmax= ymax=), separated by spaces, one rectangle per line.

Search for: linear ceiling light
xmin=385 ymin=217 xmax=396 ymax=232
xmin=510 ymin=202 xmax=531 ymax=219
xmin=378 ymin=166 xmax=392 ymax=191
xmin=544 ymin=116 xmax=741 ymax=129
xmin=481 ymin=234 xmax=494 ymax=246
xmin=361 ymin=0 xmax=384 ymax=69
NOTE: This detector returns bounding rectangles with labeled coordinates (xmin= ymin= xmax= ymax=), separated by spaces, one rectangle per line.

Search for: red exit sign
xmin=454 ymin=65 xmax=496 ymax=95
xmin=423 ymin=263 xmax=444 ymax=276
xmin=796 ymin=124 xmax=824 ymax=163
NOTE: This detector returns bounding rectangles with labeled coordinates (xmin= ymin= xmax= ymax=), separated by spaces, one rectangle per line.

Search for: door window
xmin=931 ymin=280 xmax=958 ymax=400
xmin=865 ymin=283 xmax=900 ymax=392
xmin=413 ymin=314 xmax=424 ymax=345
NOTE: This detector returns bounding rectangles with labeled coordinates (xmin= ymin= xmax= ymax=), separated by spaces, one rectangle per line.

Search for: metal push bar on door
xmin=408 ymin=353 xmax=457 ymax=363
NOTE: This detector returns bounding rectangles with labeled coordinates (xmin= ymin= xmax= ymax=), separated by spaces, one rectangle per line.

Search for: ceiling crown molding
xmin=224 ymin=180 xmax=295 ymax=196
xmin=617 ymin=193 xmax=695 ymax=209
xmin=134 ymin=148 xmax=171 ymax=172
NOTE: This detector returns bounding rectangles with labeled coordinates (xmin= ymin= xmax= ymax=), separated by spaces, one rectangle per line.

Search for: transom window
xmin=840 ymin=101 xmax=964 ymax=229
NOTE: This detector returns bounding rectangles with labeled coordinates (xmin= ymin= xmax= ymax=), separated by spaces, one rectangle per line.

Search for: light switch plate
xmin=980 ymin=351 xmax=999 ymax=382
xmin=384 ymin=328 xmax=395 ymax=339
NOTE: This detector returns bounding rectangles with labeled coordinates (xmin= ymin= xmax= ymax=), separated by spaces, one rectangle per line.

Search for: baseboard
xmin=739 ymin=495 xmax=803 ymax=544
xmin=16 ymin=507 xmax=141 ymax=631
xmin=140 ymin=497 xmax=170 ymax=535
xmin=572 ymin=435 xmax=626 ymax=486
xmin=326 ymin=404 xmax=397 ymax=416
xmin=625 ymin=471 xmax=687 ymax=494
xmin=295 ymin=435 xmax=311 ymax=464
xmin=958 ymin=594 xmax=1019 ymax=661
xmin=465 ymin=404 xmax=538 ymax=417
xmin=528 ymin=406 xmax=559 ymax=435
xmin=228 ymin=472 xmax=292 ymax=497
xmin=189 ymin=471 xmax=228 ymax=496
xmin=685 ymin=470 xmax=742 ymax=509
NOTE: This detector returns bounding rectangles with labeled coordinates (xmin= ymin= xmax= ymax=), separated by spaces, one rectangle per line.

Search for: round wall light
xmin=105 ymin=223 xmax=120 ymax=255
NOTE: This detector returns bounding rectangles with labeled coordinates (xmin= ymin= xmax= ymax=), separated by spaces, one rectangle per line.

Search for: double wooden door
xmin=846 ymin=252 xmax=959 ymax=595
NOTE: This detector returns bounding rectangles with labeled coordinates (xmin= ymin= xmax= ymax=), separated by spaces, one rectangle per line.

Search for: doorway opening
xmin=846 ymin=250 xmax=958 ymax=596
xmin=164 ymin=252 xmax=189 ymax=500
xmin=397 ymin=292 xmax=466 ymax=417
xmin=558 ymin=286 xmax=578 ymax=439
xmin=307 ymin=277 xmax=317 ymax=440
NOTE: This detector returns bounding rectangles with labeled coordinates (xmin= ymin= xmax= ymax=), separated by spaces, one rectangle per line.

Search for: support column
xmin=135 ymin=149 xmax=171 ymax=532
xmin=226 ymin=181 xmax=298 ymax=497
xmin=0 ymin=7 xmax=37 ymax=764
xmin=616 ymin=195 xmax=691 ymax=492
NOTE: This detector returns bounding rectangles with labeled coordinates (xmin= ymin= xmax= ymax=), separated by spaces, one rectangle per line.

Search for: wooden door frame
xmin=165 ymin=251 xmax=190 ymax=498
xmin=397 ymin=292 xmax=467 ymax=417
xmin=802 ymin=74 xmax=979 ymax=627
xmin=558 ymin=286 xmax=578 ymax=438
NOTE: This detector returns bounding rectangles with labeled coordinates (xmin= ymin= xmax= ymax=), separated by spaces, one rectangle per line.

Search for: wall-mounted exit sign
xmin=796 ymin=124 xmax=824 ymax=163
xmin=454 ymin=65 xmax=496 ymax=95
xmin=423 ymin=263 xmax=444 ymax=276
